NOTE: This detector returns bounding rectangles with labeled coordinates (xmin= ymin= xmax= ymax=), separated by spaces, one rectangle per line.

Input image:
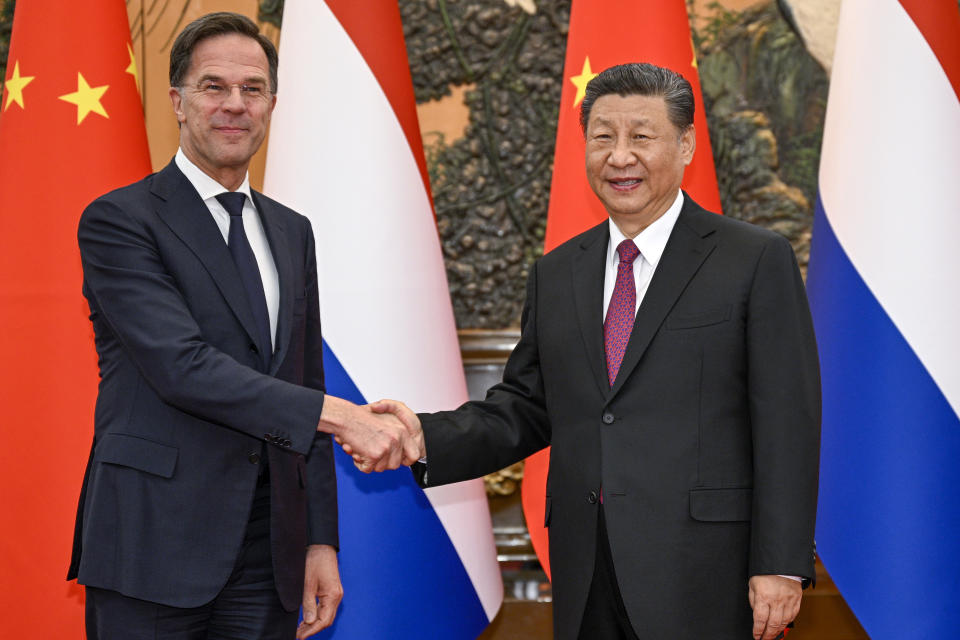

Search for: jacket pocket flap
xmin=95 ymin=433 xmax=178 ymax=478
xmin=689 ymin=487 xmax=752 ymax=522
xmin=667 ymin=305 xmax=731 ymax=330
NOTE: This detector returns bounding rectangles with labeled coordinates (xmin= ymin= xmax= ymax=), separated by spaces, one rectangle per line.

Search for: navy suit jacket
xmin=416 ymin=195 xmax=821 ymax=638
xmin=68 ymin=160 xmax=336 ymax=612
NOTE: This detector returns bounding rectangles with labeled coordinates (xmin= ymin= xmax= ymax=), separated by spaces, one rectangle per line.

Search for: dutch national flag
xmin=807 ymin=0 xmax=960 ymax=637
xmin=263 ymin=1 xmax=503 ymax=637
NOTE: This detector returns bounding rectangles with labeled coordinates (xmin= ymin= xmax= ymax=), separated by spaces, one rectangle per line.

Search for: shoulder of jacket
xmin=682 ymin=206 xmax=788 ymax=252
xmin=538 ymin=222 xmax=607 ymax=267
xmin=252 ymin=190 xmax=311 ymax=228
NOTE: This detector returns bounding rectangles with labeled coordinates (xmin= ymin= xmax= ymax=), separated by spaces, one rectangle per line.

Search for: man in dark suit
xmin=367 ymin=63 xmax=820 ymax=639
xmin=69 ymin=12 xmax=416 ymax=640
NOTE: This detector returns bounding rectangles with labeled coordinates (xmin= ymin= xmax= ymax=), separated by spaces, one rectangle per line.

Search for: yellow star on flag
xmin=59 ymin=72 xmax=109 ymax=124
xmin=126 ymin=43 xmax=141 ymax=95
xmin=4 ymin=61 xmax=35 ymax=111
xmin=570 ymin=56 xmax=598 ymax=108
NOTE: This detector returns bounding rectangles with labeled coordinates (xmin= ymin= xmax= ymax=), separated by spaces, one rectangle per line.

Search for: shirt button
xmin=602 ymin=412 xmax=615 ymax=424
xmin=248 ymin=452 xmax=260 ymax=464
xmin=588 ymin=491 xmax=599 ymax=504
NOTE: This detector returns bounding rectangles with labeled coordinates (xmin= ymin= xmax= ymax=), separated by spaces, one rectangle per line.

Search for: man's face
xmin=169 ymin=33 xmax=276 ymax=181
xmin=584 ymin=94 xmax=694 ymax=229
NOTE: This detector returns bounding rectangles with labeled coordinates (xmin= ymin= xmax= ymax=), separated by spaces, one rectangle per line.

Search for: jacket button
xmin=264 ymin=433 xmax=274 ymax=443
xmin=248 ymin=452 xmax=260 ymax=464
xmin=588 ymin=491 xmax=598 ymax=504
xmin=602 ymin=412 xmax=615 ymax=424
xmin=249 ymin=343 xmax=259 ymax=353
xmin=283 ymin=439 xmax=292 ymax=448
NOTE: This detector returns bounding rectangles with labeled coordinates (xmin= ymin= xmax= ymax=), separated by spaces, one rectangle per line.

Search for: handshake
xmin=316 ymin=396 xmax=424 ymax=473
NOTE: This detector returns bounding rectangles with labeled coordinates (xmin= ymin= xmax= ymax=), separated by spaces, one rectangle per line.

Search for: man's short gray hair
xmin=579 ymin=62 xmax=694 ymax=136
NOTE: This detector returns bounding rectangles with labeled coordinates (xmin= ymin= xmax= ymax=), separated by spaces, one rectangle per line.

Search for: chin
xmin=606 ymin=197 xmax=649 ymax=215
xmin=214 ymin=147 xmax=255 ymax=165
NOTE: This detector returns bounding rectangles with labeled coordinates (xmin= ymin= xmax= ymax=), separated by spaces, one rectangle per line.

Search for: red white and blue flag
xmin=263 ymin=1 xmax=502 ymax=637
xmin=807 ymin=0 xmax=960 ymax=636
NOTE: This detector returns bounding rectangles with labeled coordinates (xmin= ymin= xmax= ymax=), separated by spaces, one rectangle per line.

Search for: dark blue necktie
xmin=216 ymin=192 xmax=272 ymax=370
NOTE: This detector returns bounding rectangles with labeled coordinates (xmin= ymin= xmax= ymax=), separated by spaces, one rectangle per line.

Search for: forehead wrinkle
xmin=195 ymin=69 xmax=268 ymax=81
xmin=589 ymin=114 xmax=655 ymax=131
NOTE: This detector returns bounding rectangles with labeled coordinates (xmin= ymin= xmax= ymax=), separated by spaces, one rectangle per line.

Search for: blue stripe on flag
xmin=310 ymin=340 xmax=490 ymax=639
xmin=807 ymin=196 xmax=960 ymax=639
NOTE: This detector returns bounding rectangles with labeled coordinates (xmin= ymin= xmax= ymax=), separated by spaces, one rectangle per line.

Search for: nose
xmin=221 ymin=85 xmax=246 ymax=112
xmin=607 ymin=138 xmax=637 ymax=168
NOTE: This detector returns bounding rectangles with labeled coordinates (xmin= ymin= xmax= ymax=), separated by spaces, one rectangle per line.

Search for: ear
xmin=169 ymin=86 xmax=186 ymax=124
xmin=680 ymin=124 xmax=696 ymax=166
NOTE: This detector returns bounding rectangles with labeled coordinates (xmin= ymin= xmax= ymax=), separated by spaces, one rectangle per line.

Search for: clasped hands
xmin=317 ymin=396 xmax=422 ymax=472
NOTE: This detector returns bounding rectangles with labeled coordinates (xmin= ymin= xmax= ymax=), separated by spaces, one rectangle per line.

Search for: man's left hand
xmin=297 ymin=545 xmax=343 ymax=639
xmin=749 ymin=575 xmax=802 ymax=640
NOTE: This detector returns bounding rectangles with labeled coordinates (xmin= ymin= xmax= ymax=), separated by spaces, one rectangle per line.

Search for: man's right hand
xmin=317 ymin=396 xmax=416 ymax=472
xmin=368 ymin=399 xmax=424 ymax=463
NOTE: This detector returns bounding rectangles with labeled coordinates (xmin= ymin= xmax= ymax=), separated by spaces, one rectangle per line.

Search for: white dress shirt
xmin=602 ymin=189 xmax=684 ymax=320
xmin=175 ymin=149 xmax=279 ymax=350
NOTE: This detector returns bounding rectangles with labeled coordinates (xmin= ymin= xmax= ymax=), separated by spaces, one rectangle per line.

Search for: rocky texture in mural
xmin=402 ymin=0 xmax=571 ymax=328
xmin=695 ymin=1 xmax=829 ymax=271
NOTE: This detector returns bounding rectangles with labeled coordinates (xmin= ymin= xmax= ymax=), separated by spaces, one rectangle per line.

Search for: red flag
xmin=522 ymin=0 xmax=722 ymax=579
xmin=0 ymin=0 xmax=151 ymax=633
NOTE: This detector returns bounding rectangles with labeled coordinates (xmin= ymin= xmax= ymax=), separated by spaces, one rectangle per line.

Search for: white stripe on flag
xmin=818 ymin=0 xmax=960 ymax=417
xmin=263 ymin=0 xmax=502 ymax=620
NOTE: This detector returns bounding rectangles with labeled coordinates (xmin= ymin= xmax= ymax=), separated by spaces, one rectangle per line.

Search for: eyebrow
xmin=196 ymin=73 xmax=268 ymax=85
xmin=591 ymin=116 xmax=654 ymax=129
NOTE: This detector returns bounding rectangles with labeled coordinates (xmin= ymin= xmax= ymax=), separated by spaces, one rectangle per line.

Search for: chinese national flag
xmin=522 ymin=0 xmax=722 ymax=579
xmin=0 ymin=0 xmax=151 ymax=634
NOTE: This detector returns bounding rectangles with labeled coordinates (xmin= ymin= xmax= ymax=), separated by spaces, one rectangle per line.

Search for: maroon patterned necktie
xmin=604 ymin=239 xmax=640 ymax=386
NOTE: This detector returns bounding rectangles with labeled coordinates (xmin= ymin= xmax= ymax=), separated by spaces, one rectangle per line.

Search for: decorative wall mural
xmin=0 ymin=0 xmax=840 ymax=320
xmin=403 ymin=0 xmax=571 ymax=328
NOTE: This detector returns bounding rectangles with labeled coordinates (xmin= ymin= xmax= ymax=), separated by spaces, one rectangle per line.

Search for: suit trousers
xmin=577 ymin=505 xmax=640 ymax=640
xmin=85 ymin=477 xmax=297 ymax=640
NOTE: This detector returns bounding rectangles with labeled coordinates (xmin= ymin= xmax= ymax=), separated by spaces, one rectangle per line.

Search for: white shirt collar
xmin=607 ymin=189 xmax=684 ymax=268
xmin=175 ymin=148 xmax=253 ymax=202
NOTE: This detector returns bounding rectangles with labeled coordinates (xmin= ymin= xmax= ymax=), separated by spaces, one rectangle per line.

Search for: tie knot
xmin=216 ymin=192 xmax=247 ymax=217
xmin=617 ymin=239 xmax=640 ymax=265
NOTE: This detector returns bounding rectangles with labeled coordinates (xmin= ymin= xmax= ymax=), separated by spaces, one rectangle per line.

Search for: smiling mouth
xmin=608 ymin=178 xmax=642 ymax=190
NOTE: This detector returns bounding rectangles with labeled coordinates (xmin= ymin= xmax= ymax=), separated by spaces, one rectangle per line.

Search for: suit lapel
xmin=608 ymin=198 xmax=718 ymax=400
xmin=253 ymin=191 xmax=293 ymax=376
xmin=571 ymin=222 xmax=612 ymax=399
xmin=151 ymin=161 xmax=262 ymax=352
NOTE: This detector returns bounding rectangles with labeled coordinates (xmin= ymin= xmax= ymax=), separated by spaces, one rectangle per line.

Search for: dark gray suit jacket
xmin=68 ymin=160 xmax=336 ymax=612
xmin=416 ymin=195 xmax=820 ymax=638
